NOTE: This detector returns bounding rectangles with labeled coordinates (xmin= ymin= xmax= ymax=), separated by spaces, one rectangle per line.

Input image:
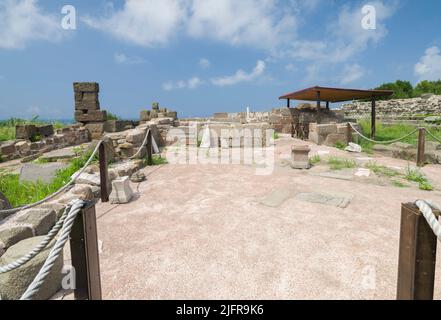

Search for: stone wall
xmin=341 ymin=94 xmax=441 ymax=120
xmin=0 ymin=125 xmax=90 ymax=163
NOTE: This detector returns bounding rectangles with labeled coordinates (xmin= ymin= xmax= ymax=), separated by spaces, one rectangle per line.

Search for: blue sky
xmin=0 ymin=0 xmax=441 ymax=120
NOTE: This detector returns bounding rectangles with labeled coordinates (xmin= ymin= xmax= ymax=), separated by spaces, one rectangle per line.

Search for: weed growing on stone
xmin=151 ymin=155 xmax=168 ymax=165
xmin=334 ymin=141 xmax=346 ymax=150
xmin=365 ymin=162 xmax=399 ymax=177
xmin=309 ymin=155 xmax=321 ymax=165
xmin=327 ymin=157 xmax=356 ymax=170
xmin=405 ymin=166 xmax=433 ymax=191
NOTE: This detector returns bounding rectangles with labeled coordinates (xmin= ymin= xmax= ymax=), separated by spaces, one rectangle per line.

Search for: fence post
xmin=346 ymin=122 xmax=352 ymax=145
xmin=98 ymin=143 xmax=109 ymax=202
xmin=417 ymin=128 xmax=426 ymax=167
xmin=146 ymin=130 xmax=153 ymax=165
xmin=396 ymin=203 xmax=437 ymax=300
xmin=70 ymin=200 xmax=102 ymax=300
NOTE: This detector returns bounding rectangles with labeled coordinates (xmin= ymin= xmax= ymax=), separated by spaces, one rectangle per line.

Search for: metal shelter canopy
xmin=279 ymin=86 xmax=394 ymax=137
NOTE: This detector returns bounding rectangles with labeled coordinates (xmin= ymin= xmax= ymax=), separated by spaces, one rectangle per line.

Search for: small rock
xmin=19 ymin=163 xmax=68 ymax=184
xmin=345 ymin=142 xmax=362 ymax=153
xmin=130 ymin=171 xmax=146 ymax=183
xmin=72 ymin=172 xmax=101 ymax=186
xmin=39 ymin=148 xmax=76 ymax=162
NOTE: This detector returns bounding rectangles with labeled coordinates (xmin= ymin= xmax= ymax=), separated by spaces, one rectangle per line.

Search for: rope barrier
xmin=20 ymin=199 xmax=85 ymax=300
xmin=0 ymin=141 xmax=102 ymax=216
xmin=348 ymin=123 xmax=419 ymax=145
xmin=415 ymin=200 xmax=441 ymax=241
xmin=425 ymin=128 xmax=441 ymax=144
xmin=0 ymin=203 xmax=74 ymax=274
xmin=129 ymin=128 xmax=156 ymax=159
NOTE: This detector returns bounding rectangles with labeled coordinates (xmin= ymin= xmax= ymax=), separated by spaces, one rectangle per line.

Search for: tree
xmin=414 ymin=80 xmax=441 ymax=96
xmin=375 ymin=80 xmax=414 ymax=100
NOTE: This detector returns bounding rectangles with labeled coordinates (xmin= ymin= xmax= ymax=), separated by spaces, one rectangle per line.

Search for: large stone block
xmin=15 ymin=125 xmax=37 ymax=140
xmin=291 ymin=145 xmax=311 ymax=169
xmin=19 ymin=162 xmax=68 ymax=184
xmin=126 ymin=129 xmax=146 ymax=146
xmin=73 ymin=82 xmax=99 ymax=93
xmin=0 ymin=143 xmax=16 ymax=156
xmin=324 ymin=133 xmax=347 ymax=146
xmin=0 ymin=236 xmax=63 ymax=300
xmin=316 ymin=124 xmax=337 ymax=135
xmin=0 ymin=226 xmax=33 ymax=249
xmin=75 ymin=110 xmax=107 ymax=122
xmin=37 ymin=125 xmax=54 ymax=138
xmin=140 ymin=110 xmax=151 ymax=121
xmin=15 ymin=208 xmax=56 ymax=236
xmin=85 ymin=122 xmax=105 ymax=139
xmin=109 ymin=176 xmax=134 ymax=204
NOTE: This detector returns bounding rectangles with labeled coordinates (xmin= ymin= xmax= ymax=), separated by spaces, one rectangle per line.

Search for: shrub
xmin=334 ymin=141 xmax=346 ymax=150
xmin=106 ymin=112 xmax=120 ymax=120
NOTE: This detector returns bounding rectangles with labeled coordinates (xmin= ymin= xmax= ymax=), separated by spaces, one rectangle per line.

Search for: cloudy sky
xmin=0 ymin=0 xmax=440 ymax=119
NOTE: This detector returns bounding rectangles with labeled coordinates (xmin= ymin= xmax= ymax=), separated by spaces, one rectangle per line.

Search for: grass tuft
xmin=327 ymin=157 xmax=356 ymax=170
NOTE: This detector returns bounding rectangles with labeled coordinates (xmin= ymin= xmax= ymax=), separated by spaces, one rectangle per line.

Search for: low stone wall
xmin=341 ymin=95 xmax=441 ymax=120
xmin=308 ymin=123 xmax=352 ymax=146
xmin=0 ymin=125 xmax=90 ymax=163
xmin=373 ymin=141 xmax=441 ymax=164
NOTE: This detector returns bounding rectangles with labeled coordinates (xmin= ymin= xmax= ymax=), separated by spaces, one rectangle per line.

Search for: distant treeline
xmin=374 ymin=80 xmax=441 ymax=100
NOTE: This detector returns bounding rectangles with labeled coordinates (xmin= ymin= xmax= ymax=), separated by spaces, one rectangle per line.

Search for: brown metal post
xmin=286 ymin=99 xmax=290 ymax=109
xmin=371 ymin=97 xmax=376 ymax=138
xmin=316 ymin=91 xmax=321 ymax=124
xmin=146 ymin=130 xmax=153 ymax=165
xmin=326 ymin=101 xmax=330 ymax=110
xmin=397 ymin=203 xmax=438 ymax=300
xmin=417 ymin=128 xmax=426 ymax=167
xmin=70 ymin=201 xmax=102 ymax=300
xmin=98 ymin=143 xmax=109 ymax=202
xmin=346 ymin=122 xmax=352 ymax=145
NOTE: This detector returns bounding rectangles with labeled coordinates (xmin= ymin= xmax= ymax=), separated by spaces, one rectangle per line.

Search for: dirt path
xmin=94 ymin=136 xmax=441 ymax=299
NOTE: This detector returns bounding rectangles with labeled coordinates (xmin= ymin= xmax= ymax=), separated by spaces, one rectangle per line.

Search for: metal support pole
xmin=397 ymin=203 xmax=438 ymax=300
xmin=287 ymin=99 xmax=290 ymax=109
xmin=70 ymin=201 xmax=102 ymax=300
xmin=146 ymin=130 xmax=153 ymax=166
xmin=346 ymin=123 xmax=352 ymax=145
xmin=98 ymin=143 xmax=109 ymax=203
xmin=326 ymin=101 xmax=330 ymax=110
xmin=417 ymin=128 xmax=426 ymax=167
xmin=371 ymin=97 xmax=376 ymax=138
xmin=316 ymin=91 xmax=321 ymax=124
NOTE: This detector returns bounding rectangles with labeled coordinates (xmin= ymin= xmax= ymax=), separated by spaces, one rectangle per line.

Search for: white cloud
xmin=114 ymin=52 xmax=145 ymax=65
xmin=163 ymin=76 xmax=203 ymax=91
xmin=211 ymin=60 xmax=265 ymax=86
xmin=414 ymin=46 xmax=441 ymax=81
xmin=187 ymin=0 xmax=296 ymax=50
xmin=83 ymin=0 xmax=188 ymax=47
xmin=0 ymin=0 xmax=63 ymax=49
xmin=198 ymin=58 xmax=210 ymax=69
xmin=339 ymin=64 xmax=365 ymax=84
xmin=285 ymin=64 xmax=296 ymax=72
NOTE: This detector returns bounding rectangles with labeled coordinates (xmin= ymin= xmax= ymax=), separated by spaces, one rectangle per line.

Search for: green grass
xmin=0 ymin=117 xmax=66 ymax=141
xmin=327 ymin=157 xmax=356 ymax=170
xmin=356 ymin=119 xmax=441 ymax=152
xmin=106 ymin=112 xmax=120 ymax=121
xmin=309 ymin=155 xmax=321 ymax=166
xmin=365 ymin=161 xmax=399 ymax=177
xmin=0 ymin=148 xmax=97 ymax=207
xmin=405 ymin=166 xmax=433 ymax=191
xmin=334 ymin=141 xmax=346 ymax=150
xmin=273 ymin=132 xmax=280 ymax=140
xmin=151 ymin=155 xmax=168 ymax=165
xmin=391 ymin=180 xmax=409 ymax=188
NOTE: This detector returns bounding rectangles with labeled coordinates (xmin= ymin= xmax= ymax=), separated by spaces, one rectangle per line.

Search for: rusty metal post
xmin=346 ymin=122 xmax=352 ymax=145
xmin=417 ymin=128 xmax=426 ymax=167
xmin=98 ymin=143 xmax=109 ymax=202
xmin=146 ymin=130 xmax=153 ymax=166
xmin=397 ymin=203 xmax=438 ymax=300
xmin=70 ymin=201 xmax=102 ymax=300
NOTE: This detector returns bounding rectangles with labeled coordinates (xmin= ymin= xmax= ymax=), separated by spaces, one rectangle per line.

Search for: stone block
xmin=85 ymin=122 xmax=105 ymax=139
xmin=72 ymin=172 xmax=101 ymax=186
xmin=0 ymin=143 xmax=15 ymax=156
xmin=126 ymin=130 xmax=146 ymax=146
xmin=16 ymin=125 xmax=37 ymax=140
xmin=152 ymin=102 xmax=159 ymax=110
xmin=76 ymin=99 xmax=100 ymax=111
xmin=291 ymin=145 xmax=311 ymax=169
xmin=15 ymin=208 xmax=56 ymax=236
xmin=324 ymin=133 xmax=347 ymax=146
xmin=19 ymin=162 xmax=68 ymax=184
xmin=0 ymin=226 xmax=33 ymax=249
xmin=109 ymin=176 xmax=134 ymax=204
xmin=140 ymin=110 xmax=151 ymax=121
xmin=75 ymin=110 xmax=107 ymax=122
xmin=308 ymin=131 xmax=325 ymax=145
xmin=0 ymin=236 xmax=63 ymax=300
xmin=39 ymin=149 xmax=76 ymax=162
xmin=73 ymin=82 xmax=99 ymax=93
xmin=37 ymin=125 xmax=54 ymax=137
xmin=316 ymin=124 xmax=337 ymax=135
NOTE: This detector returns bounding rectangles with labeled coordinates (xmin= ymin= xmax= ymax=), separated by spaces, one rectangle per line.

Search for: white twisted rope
xmin=349 ymin=123 xmax=419 ymax=145
xmin=129 ymin=128 xmax=156 ymax=159
xmin=415 ymin=200 xmax=441 ymax=241
xmin=0 ymin=141 xmax=102 ymax=216
xmin=0 ymin=203 xmax=74 ymax=274
xmin=425 ymin=128 xmax=441 ymax=144
xmin=20 ymin=199 xmax=85 ymax=300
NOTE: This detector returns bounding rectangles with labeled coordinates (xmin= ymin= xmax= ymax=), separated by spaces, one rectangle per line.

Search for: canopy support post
xmin=286 ymin=99 xmax=290 ymax=108
xmin=371 ymin=96 xmax=376 ymax=138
